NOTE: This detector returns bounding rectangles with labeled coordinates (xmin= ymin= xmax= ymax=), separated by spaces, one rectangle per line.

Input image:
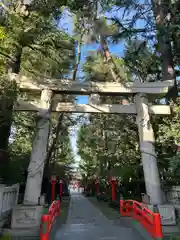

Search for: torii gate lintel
xmin=11 ymin=74 xmax=175 ymax=205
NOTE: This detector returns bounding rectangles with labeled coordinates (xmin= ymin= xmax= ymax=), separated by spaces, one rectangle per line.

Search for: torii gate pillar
xmin=23 ymin=89 xmax=53 ymax=205
xmin=135 ymin=93 xmax=163 ymax=205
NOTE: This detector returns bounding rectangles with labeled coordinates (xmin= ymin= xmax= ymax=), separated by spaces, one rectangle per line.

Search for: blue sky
xmin=59 ymin=7 xmax=147 ymax=165
xmin=60 ymin=5 xmax=148 ymax=103
xmin=76 ymin=43 xmax=124 ymax=105
xmin=59 ymin=11 xmax=124 ymax=164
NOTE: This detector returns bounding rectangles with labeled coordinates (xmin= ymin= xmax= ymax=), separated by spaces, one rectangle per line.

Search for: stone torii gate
xmin=10 ymin=73 xmax=174 ymax=229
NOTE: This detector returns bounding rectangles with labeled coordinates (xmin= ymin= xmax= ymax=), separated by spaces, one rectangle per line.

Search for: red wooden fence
xmin=40 ymin=200 xmax=60 ymax=240
xmin=120 ymin=200 xmax=163 ymax=239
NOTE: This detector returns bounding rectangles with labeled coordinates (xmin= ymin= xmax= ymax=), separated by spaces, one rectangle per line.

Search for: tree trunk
xmin=100 ymin=36 xmax=122 ymax=82
xmin=151 ymin=0 xmax=177 ymax=99
xmin=5 ymin=46 xmax=22 ymax=74
xmin=99 ymin=35 xmax=129 ymax=104
xmin=72 ymin=35 xmax=83 ymax=81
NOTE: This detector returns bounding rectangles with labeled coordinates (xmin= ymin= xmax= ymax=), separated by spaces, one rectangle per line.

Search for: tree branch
xmin=0 ymin=51 xmax=12 ymax=59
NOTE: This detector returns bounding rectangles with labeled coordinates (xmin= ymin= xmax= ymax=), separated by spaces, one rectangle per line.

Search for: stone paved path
xmin=52 ymin=193 xmax=144 ymax=240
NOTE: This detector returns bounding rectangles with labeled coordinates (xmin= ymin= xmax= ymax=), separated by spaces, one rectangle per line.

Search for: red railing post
xmin=120 ymin=200 xmax=124 ymax=215
xmin=40 ymin=215 xmax=50 ymax=240
xmin=153 ymin=213 xmax=163 ymax=239
xmin=132 ymin=201 xmax=136 ymax=219
xmin=40 ymin=200 xmax=61 ymax=240
xmin=141 ymin=206 xmax=146 ymax=227
xmin=126 ymin=201 xmax=130 ymax=216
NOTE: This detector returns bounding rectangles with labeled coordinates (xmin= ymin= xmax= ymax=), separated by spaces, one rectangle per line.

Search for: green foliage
xmin=0 ymin=2 xmax=75 ymax=77
xmin=77 ymin=112 xmax=141 ymax=183
xmin=0 ymin=75 xmax=17 ymax=109
xmin=0 ymin=26 xmax=5 ymax=40
xmin=76 ymin=0 xmax=180 ymax=191
xmin=151 ymin=98 xmax=180 ymax=182
xmin=56 ymin=134 xmax=75 ymax=166
xmin=47 ymin=114 xmax=76 ymax=180
xmin=0 ymin=0 xmax=76 ymax=182
xmin=171 ymin=237 xmax=180 ymax=240
xmin=0 ymin=111 xmax=35 ymax=184
xmin=0 ymin=0 xmax=179 ymax=190
xmin=124 ymin=40 xmax=161 ymax=81
xmin=169 ymin=152 xmax=180 ymax=180
xmin=83 ymin=51 xmax=131 ymax=82
xmin=0 ymin=233 xmax=11 ymax=240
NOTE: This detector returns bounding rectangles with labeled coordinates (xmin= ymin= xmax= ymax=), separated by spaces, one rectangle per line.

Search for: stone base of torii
xmin=9 ymin=74 xmax=176 ymax=230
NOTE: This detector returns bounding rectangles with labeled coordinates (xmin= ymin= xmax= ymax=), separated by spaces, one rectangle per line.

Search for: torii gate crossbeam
xmin=10 ymin=74 xmax=175 ymax=207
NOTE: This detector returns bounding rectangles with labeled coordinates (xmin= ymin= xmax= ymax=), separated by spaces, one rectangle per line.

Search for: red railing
xmin=120 ymin=200 xmax=163 ymax=239
xmin=40 ymin=200 xmax=60 ymax=240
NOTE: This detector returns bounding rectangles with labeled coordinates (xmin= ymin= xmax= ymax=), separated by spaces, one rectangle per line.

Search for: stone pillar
xmin=135 ymin=93 xmax=163 ymax=205
xmin=23 ymin=89 xmax=53 ymax=205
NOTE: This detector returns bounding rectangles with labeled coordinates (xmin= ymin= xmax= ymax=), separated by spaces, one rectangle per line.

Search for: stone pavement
xmin=52 ymin=193 xmax=145 ymax=240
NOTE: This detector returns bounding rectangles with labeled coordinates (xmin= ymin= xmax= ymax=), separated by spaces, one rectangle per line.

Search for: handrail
xmin=120 ymin=200 xmax=163 ymax=239
xmin=0 ymin=183 xmax=19 ymax=227
xmin=40 ymin=200 xmax=60 ymax=240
